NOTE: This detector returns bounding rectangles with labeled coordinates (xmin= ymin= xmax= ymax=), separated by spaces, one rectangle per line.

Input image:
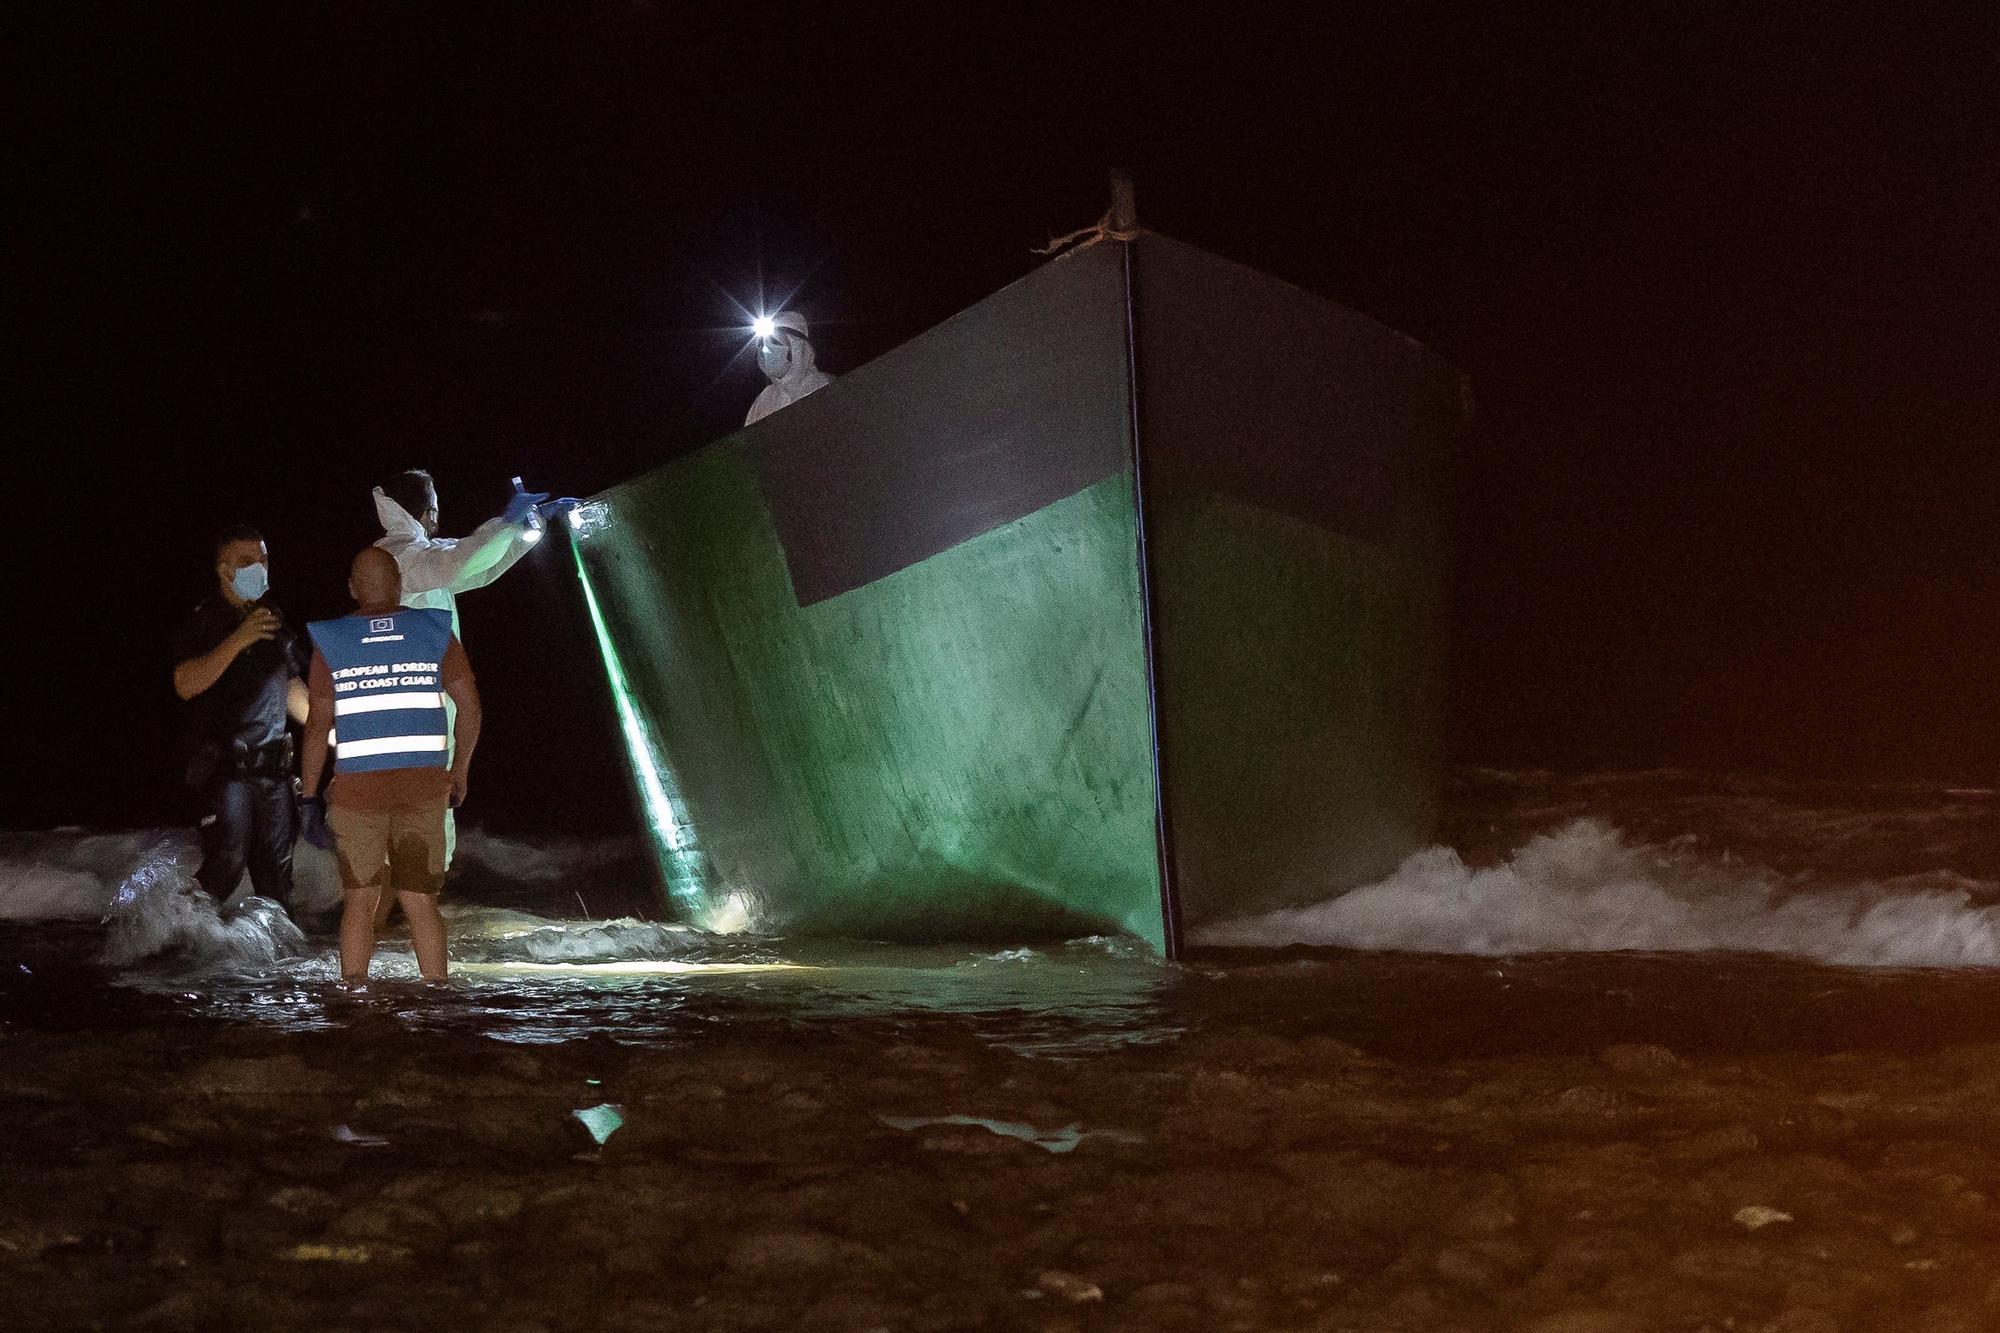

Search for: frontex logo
xmin=369 ymin=617 xmax=394 ymax=634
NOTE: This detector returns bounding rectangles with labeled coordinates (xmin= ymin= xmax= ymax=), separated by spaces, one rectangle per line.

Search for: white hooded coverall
xmin=371 ymin=487 xmax=535 ymax=866
xmin=745 ymin=310 xmax=835 ymax=426
xmin=372 ymin=488 xmax=534 ymax=639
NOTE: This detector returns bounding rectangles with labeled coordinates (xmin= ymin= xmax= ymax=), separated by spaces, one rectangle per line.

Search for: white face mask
xmin=758 ymin=336 xmax=792 ymax=382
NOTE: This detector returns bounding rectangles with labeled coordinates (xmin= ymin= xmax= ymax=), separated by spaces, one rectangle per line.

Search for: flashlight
xmin=752 ymin=315 xmax=776 ymax=341
xmin=512 ymin=475 xmax=544 ymax=545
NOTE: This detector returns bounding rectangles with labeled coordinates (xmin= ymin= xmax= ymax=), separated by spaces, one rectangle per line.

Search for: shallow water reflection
xmin=22 ymin=899 xmax=2000 ymax=1065
xmin=98 ymin=925 xmax=1182 ymax=1056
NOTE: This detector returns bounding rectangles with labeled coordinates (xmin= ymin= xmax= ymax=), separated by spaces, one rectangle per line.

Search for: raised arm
xmin=396 ymin=518 xmax=531 ymax=599
xmin=173 ymin=608 xmax=275 ymax=700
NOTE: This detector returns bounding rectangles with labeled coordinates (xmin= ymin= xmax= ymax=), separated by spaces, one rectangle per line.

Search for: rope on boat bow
xmin=1033 ymin=212 xmax=1143 ymax=257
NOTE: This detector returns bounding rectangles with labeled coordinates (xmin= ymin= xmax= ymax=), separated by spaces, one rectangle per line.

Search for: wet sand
xmin=9 ymin=987 xmax=2000 ymax=1331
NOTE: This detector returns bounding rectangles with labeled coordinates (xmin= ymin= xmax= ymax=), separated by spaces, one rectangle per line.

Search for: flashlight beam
xmin=569 ymin=532 xmax=710 ymax=920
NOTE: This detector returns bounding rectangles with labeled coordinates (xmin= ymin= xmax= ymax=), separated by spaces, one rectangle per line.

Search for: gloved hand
xmin=297 ymin=795 xmax=332 ymax=851
xmin=503 ymin=488 xmax=551 ymax=527
xmin=535 ymin=497 xmax=583 ymax=522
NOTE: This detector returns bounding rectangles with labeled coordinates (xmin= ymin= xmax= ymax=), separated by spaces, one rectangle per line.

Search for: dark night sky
xmin=5 ymin=2 xmax=1999 ymax=834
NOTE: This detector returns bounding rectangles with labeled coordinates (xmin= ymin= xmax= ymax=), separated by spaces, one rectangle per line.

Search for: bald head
xmin=349 ymin=546 xmax=403 ymax=610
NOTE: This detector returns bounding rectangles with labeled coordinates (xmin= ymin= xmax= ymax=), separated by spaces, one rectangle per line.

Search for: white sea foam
xmin=98 ymin=848 xmax=307 ymax=970
xmin=0 ymin=831 xmax=319 ymax=970
xmin=0 ymin=862 xmax=109 ymax=921
xmin=0 ymin=831 xmax=184 ymax=920
xmin=454 ymin=828 xmax=636 ymax=881
xmin=1196 ymin=818 xmax=2000 ymax=967
xmin=0 ymin=830 xmax=343 ymax=924
xmin=446 ymin=905 xmax=708 ymax=964
xmin=16 ymin=790 xmax=2000 ymax=971
xmin=0 ymin=828 xmax=626 ymax=924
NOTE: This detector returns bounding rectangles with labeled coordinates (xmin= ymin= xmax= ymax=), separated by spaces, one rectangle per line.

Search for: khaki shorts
xmin=327 ymin=802 xmax=448 ymax=898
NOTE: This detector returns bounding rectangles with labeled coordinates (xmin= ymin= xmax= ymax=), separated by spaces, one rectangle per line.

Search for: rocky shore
xmin=7 ymin=999 xmax=2000 ymax=1331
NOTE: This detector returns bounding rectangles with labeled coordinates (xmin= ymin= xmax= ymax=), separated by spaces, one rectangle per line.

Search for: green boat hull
xmin=570 ymin=236 xmax=1465 ymax=955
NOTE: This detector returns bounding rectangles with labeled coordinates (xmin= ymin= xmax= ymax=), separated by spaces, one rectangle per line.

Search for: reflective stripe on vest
xmin=307 ymin=609 xmax=453 ymax=774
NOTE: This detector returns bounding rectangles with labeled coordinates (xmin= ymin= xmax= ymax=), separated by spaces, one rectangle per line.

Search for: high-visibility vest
xmin=307 ymin=609 xmax=453 ymax=774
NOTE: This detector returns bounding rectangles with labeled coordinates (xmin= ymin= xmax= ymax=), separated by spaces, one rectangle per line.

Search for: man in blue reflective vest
xmin=300 ymin=547 xmax=481 ymax=985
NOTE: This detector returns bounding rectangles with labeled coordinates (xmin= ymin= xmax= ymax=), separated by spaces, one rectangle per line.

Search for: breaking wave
xmin=0 ymin=830 xmax=180 ymax=922
xmin=0 ymin=827 xmax=658 ymax=976
xmin=453 ymin=828 xmax=637 ymax=882
xmin=445 ymin=907 xmax=770 ymax=966
xmin=98 ymin=853 xmax=307 ymax=970
xmin=0 ymin=827 xmax=634 ymax=924
xmin=16 ymin=775 xmax=2000 ymax=972
xmin=1196 ymin=817 xmax=2000 ymax=967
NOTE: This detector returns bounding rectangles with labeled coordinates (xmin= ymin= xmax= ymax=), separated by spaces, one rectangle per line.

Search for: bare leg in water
xmin=340 ymin=886 xmax=383 ymax=983
xmin=340 ymin=888 xmax=446 ymax=983
xmin=399 ymin=891 xmax=448 ymax=982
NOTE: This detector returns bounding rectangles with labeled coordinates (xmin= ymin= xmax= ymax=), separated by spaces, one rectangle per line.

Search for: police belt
xmin=217 ymin=736 xmax=294 ymax=779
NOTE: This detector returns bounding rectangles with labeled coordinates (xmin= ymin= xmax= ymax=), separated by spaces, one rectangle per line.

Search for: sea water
xmin=6 ymin=770 xmax=2000 ymax=1060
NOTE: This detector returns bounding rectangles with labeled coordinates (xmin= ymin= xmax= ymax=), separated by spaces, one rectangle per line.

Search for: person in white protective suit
xmin=372 ymin=469 xmax=545 ymax=638
xmin=745 ymin=310 xmax=835 ymax=425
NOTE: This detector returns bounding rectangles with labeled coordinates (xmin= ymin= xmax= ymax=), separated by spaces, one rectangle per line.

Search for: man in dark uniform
xmin=172 ymin=524 xmax=309 ymax=908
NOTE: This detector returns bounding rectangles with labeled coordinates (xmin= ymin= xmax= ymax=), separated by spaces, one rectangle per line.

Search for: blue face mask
xmin=231 ymin=562 xmax=269 ymax=602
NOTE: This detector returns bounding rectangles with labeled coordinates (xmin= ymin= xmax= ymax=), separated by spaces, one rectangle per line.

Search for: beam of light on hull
xmin=707 ymin=892 xmax=752 ymax=934
xmin=568 ymin=532 xmax=711 ymax=922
